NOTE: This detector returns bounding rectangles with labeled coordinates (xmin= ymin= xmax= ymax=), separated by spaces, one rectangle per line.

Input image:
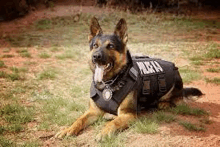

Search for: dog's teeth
xmin=105 ymin=63 xmax=110 ymax=69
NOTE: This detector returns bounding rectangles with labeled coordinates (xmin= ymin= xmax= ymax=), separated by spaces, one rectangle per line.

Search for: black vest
xmin=90 ymin=55 xmax=177 ymax=115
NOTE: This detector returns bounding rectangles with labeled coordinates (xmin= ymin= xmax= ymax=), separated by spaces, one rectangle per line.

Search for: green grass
xmin=152 ymin=111 xmax=176 ymax=123
xmin=131 ymin=117 xmax=159 ymax=134
xmin=99 ymin=133 xmax=126 ymax=147
xmin=35 ymin=19 xmax=52 ymax=30
xmin=10 ymin=67 xmax=20 ymax=73
xmin=39 ymin=52 xmax=51 ymax=58
xmin=0 ymin=60 xmax=6 ymax=68
xmin=7 ymin=73 xmax=21 ymax=81
xmin=179 ymin=121 xmax=206 ymax=132
xmin=0 ymin=104 xmax=34 ymax=124
xmin=179 ymin=67 xmax=201 ymax=83
xmin=55 ymin=53 xmax=74 ymax=60
xmin=21 ymin=141 xmax=39 ymax=147
xmin=0 ymin=126 xmax=5 ymax=135
xmin=40 ymin=96 xmax=85 ymax=126
xmin=0 ymin=71 xmax=22 ymax=81
xmin=169 ymin=104 xmax=208 ymax=116
xmin=50 ymin=46 xmax=60 ymax=52
xmin=17 ymin=49 xmax=31 ymax=58
xmin=2 ymin=54 xmax=14 ymax=58
xmin=205 ymin=48 xmax=220 ymax=59
xmin=0 ymin=136 xmax=15 ymax=147
xmin=38 ymin=69 xmax=57 ymax=80
xmin=7 ymin=124 xmax=23 ymax=133
xmin=207 ymin=67 xmax=220 ymax=73
xmin=205 ymin=77 xmax=220 ymax=85
xmin=187 ymin=43 xmax=220 ymax=66
xmin=0 ymin=71 xmax=8 ymax=78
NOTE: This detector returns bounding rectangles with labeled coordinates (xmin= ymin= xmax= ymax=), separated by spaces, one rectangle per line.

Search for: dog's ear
xmin=88 ymin=17 xmax=103 ymax=42
xmin=114 ymin=18 xmax=128 ymax=44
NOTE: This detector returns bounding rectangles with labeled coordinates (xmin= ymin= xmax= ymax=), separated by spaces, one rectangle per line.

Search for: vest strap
xmin=142 ymin=76 xmax=150 ymax=95
xmin=158 ymin=74 xmax=166 ymax=92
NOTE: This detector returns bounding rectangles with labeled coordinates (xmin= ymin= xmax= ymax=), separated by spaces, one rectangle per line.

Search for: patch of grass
xmin=131 ymin=117 xmax=158 ymax=134
xmin=99 ymin=133 xmax=126 ymax=147
xmin=40 ymin=96 xmax=85 ymax=126
xmin=7 ymin=72 xmax=21 ymax=81
xmin=205 ymin=48 xmax=220 ymax=59
xmin=35 ymin=19 xmax=52 ymax=30
xmin=179 ymin=121 xmax=206 ymax=132
xmin=0 ymin=69 xmax=23 ymax=81
xmin=179 ymin=67 xmax=201 ymax=83
xmin=5 ymin=114 xmax=32 ymax=124
xmin=189 ymin=56 xmax=205 ymax=65
xmin=0 ymin=136 xmax=15 ymax=147
xmin=10 ymin=67 xmax=19 ymax=73
xmin=205 ymin=77 xmax=220 ymax=85
xmin=207 ymin=68 xmax=220 ymax=73
xmin=0 ymin=126 xmax=6 ymax=135
xmin=1 ymin=104 xmax=34 ymax=124
xmin=38 ymin=121 xmax=50 ymax=131
xmin=169 ymin=104 xmax=208 ymax=116
xmin=152 ymin=111 xmax=176 ymax=123
xmin=7 ymin=124 xmax=23 ymax=133
xmin=17 ymin=49 xmax=31 ymax=58
xmin=51 ymin=47 xmax=60 ymax=52
xmin=21 ymin=141 xmax=39 ymax=147
xmin=0 ymin=71 xmax=8 ymax=78
xmin=0 ymin=60 xmax=6 ymax=68
xmin=38 ymin=69 xmax=57 ymax=80
xmin=0 ymin=104 xmax=21 ymax=115
xmin=55 ymin=53 xmax=74 ymax=60
xmin=24 ymin=61 xmax=37 ymax=65
xmin=39 ymin=52 xmax=51 ymax=59
xmin=2 ymin=54 xmax=14 ymax=58
xmin=19 ymin=67 xmax=28 ymax=73
xmin=11 ymin=87 xmax=26 ymax=94
xmin=3 ymin=48 xmax=11 ymax=53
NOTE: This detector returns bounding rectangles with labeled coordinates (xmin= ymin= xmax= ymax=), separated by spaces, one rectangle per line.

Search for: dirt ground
xmin=0 ymin=2 xmax=220 ymax=147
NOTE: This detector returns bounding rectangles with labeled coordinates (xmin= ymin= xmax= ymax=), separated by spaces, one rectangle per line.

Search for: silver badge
xmin=102 ymin=88 xmax=113 ymax=101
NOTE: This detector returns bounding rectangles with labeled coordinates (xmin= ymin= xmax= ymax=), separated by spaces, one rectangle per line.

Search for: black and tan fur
xmin=55 ymin=17 xmax=203 ymax=141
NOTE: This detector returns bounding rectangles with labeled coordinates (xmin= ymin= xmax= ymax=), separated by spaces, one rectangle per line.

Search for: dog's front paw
xmin=95 ymin=133 xmax=103 ymax=142
xmin=55 ymin=127 xmax=76 ymax=139
xmin=95 ymin=132 xmax=113 ymax=142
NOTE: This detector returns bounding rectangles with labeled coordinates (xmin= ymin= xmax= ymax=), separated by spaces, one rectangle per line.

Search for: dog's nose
xmin=93 ymin=52 xmax=102 ymax=62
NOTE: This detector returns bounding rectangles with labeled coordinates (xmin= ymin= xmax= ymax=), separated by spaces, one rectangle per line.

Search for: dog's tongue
xmin=94 ymin=64 xmax=104 ymax=83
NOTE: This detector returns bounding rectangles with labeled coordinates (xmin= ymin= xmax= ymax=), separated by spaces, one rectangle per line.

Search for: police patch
xmin=136 ymin=61 xmax=163 ymax=75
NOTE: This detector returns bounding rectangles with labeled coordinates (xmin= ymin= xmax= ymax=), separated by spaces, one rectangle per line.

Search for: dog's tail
xmin=182 ymin=87 xmax=204 ymax=101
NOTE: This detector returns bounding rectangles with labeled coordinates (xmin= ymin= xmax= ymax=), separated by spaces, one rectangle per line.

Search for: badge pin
xmin=102 ymin=88 xmax=112 ymax=101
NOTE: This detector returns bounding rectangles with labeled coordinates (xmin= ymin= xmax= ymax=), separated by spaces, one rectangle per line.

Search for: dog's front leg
xmin=96 ymin=91 xmax=137 ymax=141
xmin=55 ymin=99 xmax=104 ymax=138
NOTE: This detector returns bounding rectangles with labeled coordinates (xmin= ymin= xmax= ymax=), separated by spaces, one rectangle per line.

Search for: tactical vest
xmin=90 ymin=55 xmax=177 ymax=115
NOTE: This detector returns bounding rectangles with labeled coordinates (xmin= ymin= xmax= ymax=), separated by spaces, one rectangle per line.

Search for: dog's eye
xmin=108 ymin=44 xmax=114 ymax=49
xmin=93 ymin=43 xmax=98 ymax=48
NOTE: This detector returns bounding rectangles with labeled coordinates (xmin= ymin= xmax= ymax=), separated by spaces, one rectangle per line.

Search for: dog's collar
xmin=93 ymin=63 xmax=131 ymax=101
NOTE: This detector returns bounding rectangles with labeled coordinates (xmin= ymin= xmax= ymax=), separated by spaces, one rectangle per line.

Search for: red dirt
xmin=0 ymin=2 xmax=220 ymax=147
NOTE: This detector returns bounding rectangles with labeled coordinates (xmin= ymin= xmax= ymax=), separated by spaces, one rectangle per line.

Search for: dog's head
xmin=88 ymin=17 xmax=129 ymax=85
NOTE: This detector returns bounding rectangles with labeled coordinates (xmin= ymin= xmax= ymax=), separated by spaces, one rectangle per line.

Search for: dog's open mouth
xmin=94 ymin=62 xmax=113 ymax=84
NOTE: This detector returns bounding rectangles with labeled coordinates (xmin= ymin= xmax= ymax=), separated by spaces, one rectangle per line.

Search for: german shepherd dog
xmin=55 ymin=17 xmax=203 ymax=141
